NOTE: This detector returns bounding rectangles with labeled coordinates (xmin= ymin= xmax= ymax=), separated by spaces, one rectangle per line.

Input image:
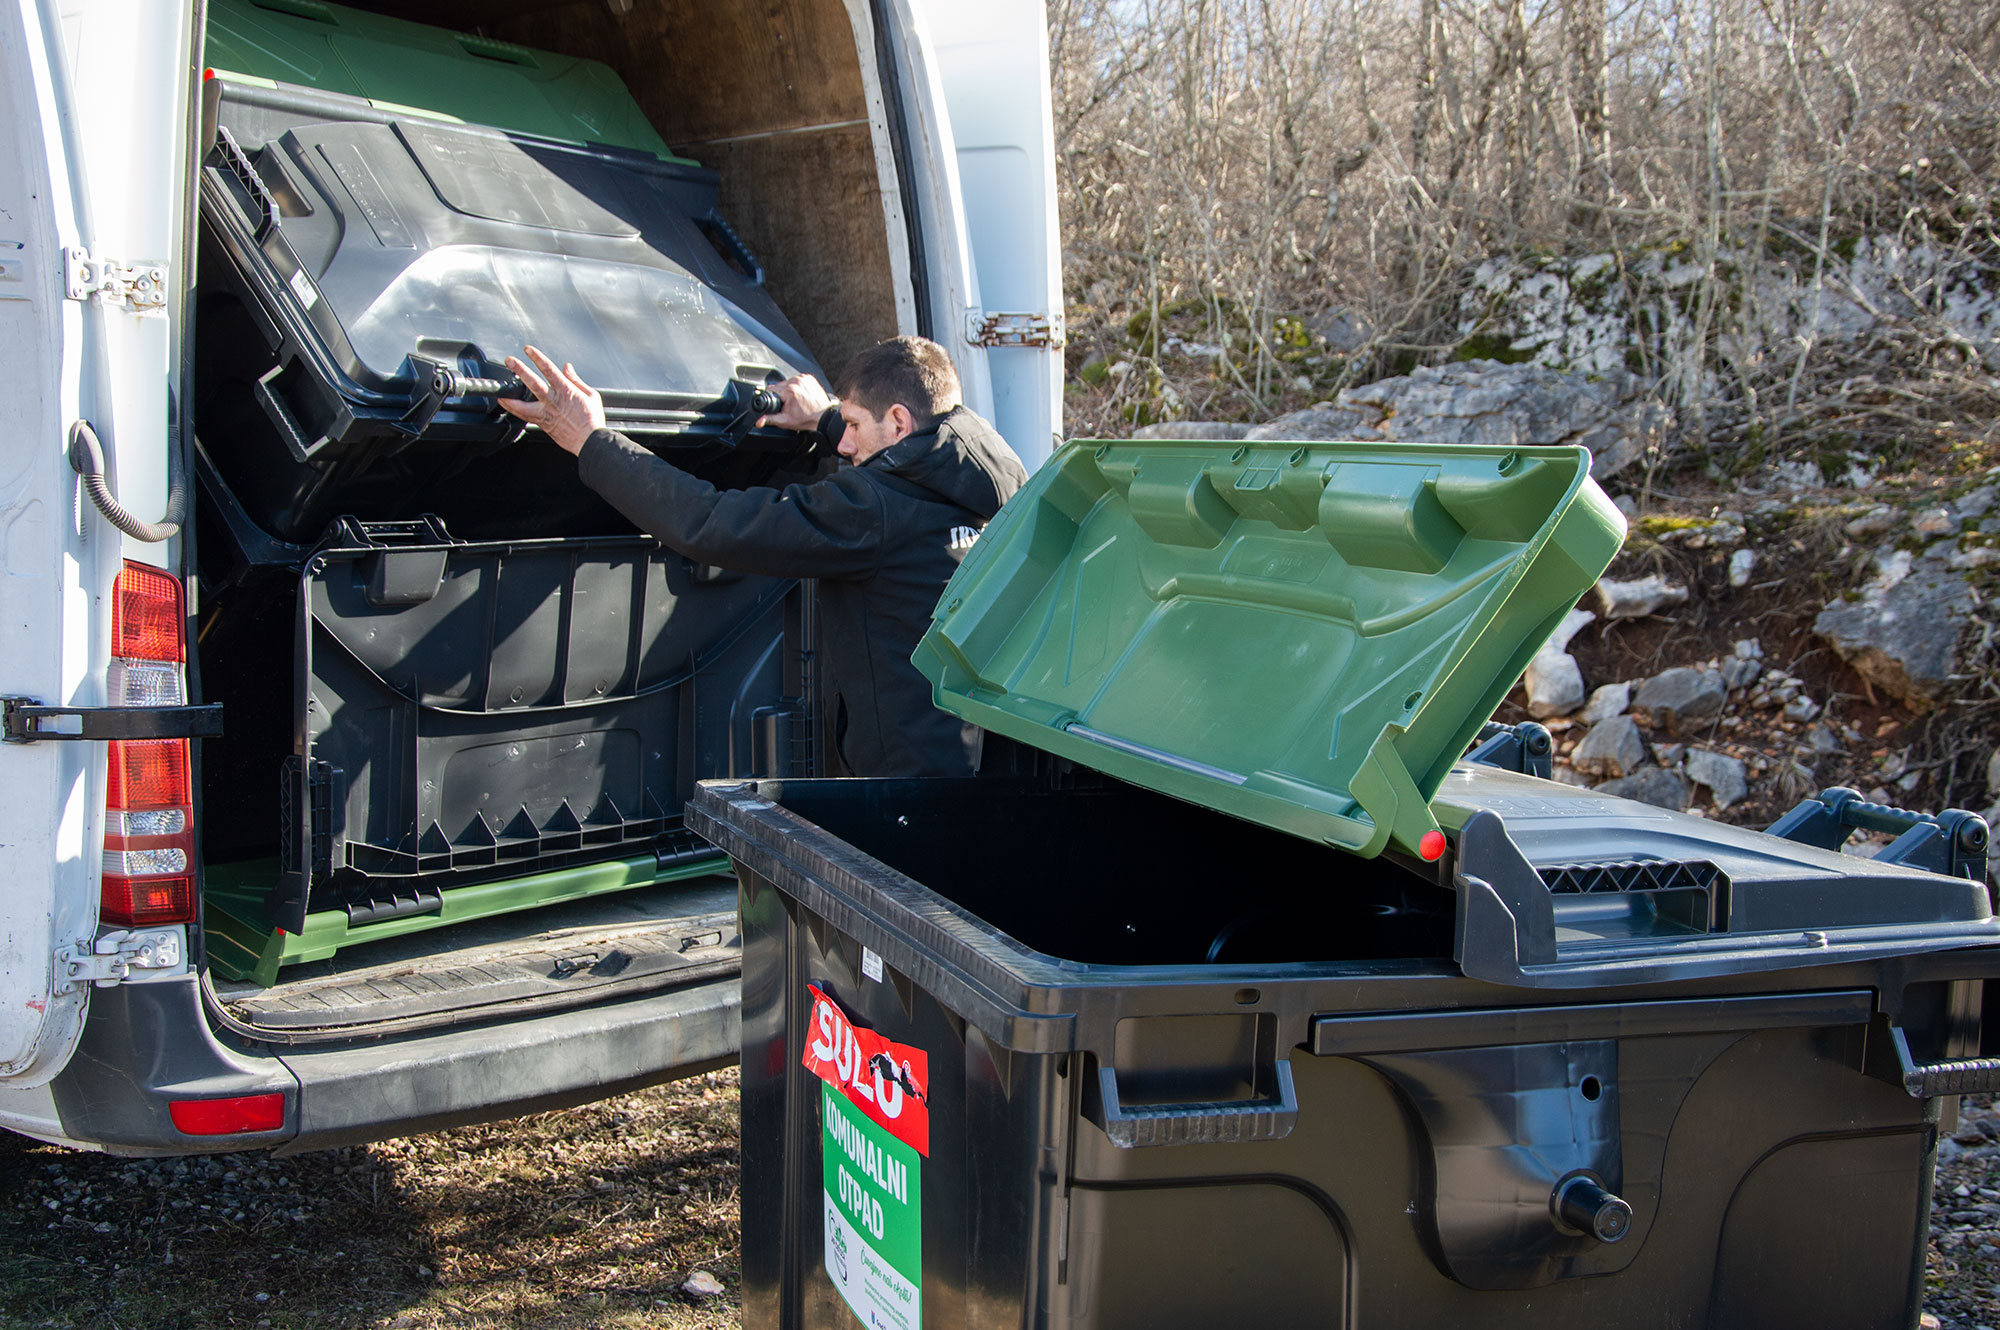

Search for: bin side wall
xmin=737 ymin=848 xmax=1948 ymax=1330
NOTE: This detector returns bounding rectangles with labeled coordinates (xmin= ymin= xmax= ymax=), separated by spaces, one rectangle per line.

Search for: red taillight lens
xmin=101 ymin=874 xmax=194 ymax=927
xmin=113 ymin=561 xmax=184 ymax=663
xmin=106 ymin=738 xmax=191 ymax=809
xmin=169 ymin=1093 xmax=286 ymax=1135
xmin=102 ymin=563 xmax=195 ymax=927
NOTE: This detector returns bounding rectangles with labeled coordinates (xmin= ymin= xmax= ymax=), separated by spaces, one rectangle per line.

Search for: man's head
xmin=832 ymin=336 xmax=962 ymax=464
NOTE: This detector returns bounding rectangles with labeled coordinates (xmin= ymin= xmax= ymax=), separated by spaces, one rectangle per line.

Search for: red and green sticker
xmin=803 ymin=986 xmax=927 ymax=1330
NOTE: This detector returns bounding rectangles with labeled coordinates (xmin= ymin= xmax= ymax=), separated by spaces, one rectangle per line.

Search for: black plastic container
xmin=201 ymin=516 xmax=811 ymax=932
xmin=195 ymin=76 xmax=822 ymax=546
xmin=692 ymin=767 xmax=2000 ymax=1330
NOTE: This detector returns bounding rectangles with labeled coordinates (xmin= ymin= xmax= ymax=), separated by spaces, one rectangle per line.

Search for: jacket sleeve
xmin=575 ymin=429 xmax=886 ymax=580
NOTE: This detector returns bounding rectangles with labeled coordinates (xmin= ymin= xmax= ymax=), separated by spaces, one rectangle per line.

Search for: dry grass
xmin=0 ymin=1072 xmax=743 ymax=1330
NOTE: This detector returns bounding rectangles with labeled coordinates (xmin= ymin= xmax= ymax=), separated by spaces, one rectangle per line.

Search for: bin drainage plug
xmin=1551 ymin=1173 xmax=1632 ymax=1243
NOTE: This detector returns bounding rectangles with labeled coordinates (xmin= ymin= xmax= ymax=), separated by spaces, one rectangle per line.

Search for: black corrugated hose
xmin=68 ymin=418 xmax=186 ymax=543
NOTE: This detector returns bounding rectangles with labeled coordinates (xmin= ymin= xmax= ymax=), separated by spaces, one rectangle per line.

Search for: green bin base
xmin=202 ymin=851 xmax=729 ymax=987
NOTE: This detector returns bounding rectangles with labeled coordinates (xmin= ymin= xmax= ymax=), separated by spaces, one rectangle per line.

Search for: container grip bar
xmin=1766 ymin=786 xmax=1989 ymax=879
xmin=212 ymin=124 xmax=281 ymax=242
xmin=696 ymin=211 xmax=765 ymax=286
xmin=1083 ymin=1060 xmax=1298 ymax=1149
xmin=1888 ymin=1026 xmax=2000 ymax=1098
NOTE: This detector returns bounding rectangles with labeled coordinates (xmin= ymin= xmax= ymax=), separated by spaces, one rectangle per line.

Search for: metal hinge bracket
xmin=64 ymin=247 xmax=168 ymax=312
xmin=3 ymin=697 xmax=224 ymax=743
xmin=54 ymin=928 xmax=185 ymax=991
xmin=966 ymin=309 xmax=1066 ymax=349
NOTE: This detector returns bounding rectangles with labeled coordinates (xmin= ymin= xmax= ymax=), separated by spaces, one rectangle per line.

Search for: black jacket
xmin=576 ymin=406 xmax=1029 ymax=776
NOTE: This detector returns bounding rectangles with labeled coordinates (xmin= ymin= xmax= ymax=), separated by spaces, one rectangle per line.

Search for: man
xmin=500 ymin=336 xmax=1029 ymax=777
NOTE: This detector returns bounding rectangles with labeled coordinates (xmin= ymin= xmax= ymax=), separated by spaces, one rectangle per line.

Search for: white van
xmin=0 ymin=0 xmax=1062 ymax=1154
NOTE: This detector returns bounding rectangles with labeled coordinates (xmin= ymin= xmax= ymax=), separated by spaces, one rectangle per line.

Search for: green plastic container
xmin=916 ymin=438 xmax=1625 ymax=858
xmin=204 ymin=0 xmax=690 ymax=162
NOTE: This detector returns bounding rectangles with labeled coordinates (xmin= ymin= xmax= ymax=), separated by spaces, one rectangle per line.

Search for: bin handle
xmin=1887 ymin=1026 xmax=2000 ymax=1098
xmin=1083 ymin=1059 xmax=1298 ymax=1149
xmin=213 ymin=124 xmax=281 ymax=243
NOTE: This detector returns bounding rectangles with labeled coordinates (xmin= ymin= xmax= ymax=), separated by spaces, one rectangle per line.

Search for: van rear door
xmin=910 ymin=0 xmax=1065 ymax=470
xmin=882 ymin=0 xmax=1064 ymax=470
xmin=0 ymin=0 xmax=195 ymax=1088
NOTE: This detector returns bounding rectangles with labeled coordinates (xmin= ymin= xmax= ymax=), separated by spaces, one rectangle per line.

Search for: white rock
xmin=1572 ymin=714 xmax=1648 ymax=778
xmin=1525 ymin=651 xmax=1587 ymax=719
xmin=1685 ymin=748 xmax=1750 ymax=808
xmin=1844 ymin=506 xmax=1897 ymax=538
xmin=1719 ymin=657 xmax=1761 ymax=690
xmin=1913 ymin=507 xmax=1957 ymax=538
xmin=1546 ymin=607 xmax=1597 ymax=654
xmin=683 ymin=1270 xmax=726 ymax=1298
xmin=1595 ymin=574 xmax=1690 ymax=620
xmin=1728 ymin=548 xmax=1756 ymax=587
xmin=1733 ymin=638 xmax=1764 ymax=659
xmin=1580 ymin=681 xmax=1632 ymax=725
xmin=1783 ymin=695 xmax=1820 ymax=723
xmin=1667 ymin=520 xmax=1745 ymax=549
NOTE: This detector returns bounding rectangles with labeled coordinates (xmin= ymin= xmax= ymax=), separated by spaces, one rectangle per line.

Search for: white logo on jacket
xmin=947 ymin=525 xmax=981 ymax=552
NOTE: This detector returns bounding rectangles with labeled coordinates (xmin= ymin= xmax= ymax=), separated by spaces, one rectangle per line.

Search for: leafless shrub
xmin=1051 ymin=0 xmax=2000 ymax=459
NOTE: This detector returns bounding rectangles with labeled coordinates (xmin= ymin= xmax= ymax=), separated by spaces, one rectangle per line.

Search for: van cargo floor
xmin=209 ymin=877 xmax=738 ymax=1038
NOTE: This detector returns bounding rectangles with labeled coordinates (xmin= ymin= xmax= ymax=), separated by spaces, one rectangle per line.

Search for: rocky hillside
xmin=1129 ymin=357 xmax=2000 ymax=856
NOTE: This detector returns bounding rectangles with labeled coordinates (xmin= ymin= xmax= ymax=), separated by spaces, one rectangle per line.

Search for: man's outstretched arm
xmin=500 ymin=346 xmax=884 ymax=579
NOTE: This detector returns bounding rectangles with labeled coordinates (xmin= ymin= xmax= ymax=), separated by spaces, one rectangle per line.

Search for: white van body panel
xmin=0 ymin=0 xmax=1061 ymax=1147
xmin=908 ymin=0 xmax=1064 ymax=469
xmin=0 ymin=0 xmax=191 ymax=1088
xmin=870 ymin=0 xmax=996 ymax=423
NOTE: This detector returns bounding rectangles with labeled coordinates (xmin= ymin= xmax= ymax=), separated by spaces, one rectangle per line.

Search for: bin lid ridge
xmin=914 ymin=437 xmax=1626 ymax=860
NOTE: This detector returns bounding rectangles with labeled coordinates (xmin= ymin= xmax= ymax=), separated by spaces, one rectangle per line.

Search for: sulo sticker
xmin=804 ymin=985 xmax=928 ymax=1329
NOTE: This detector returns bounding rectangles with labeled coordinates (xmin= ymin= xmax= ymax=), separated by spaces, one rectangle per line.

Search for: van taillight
xmin=102 ymin=561 xmax=194 ymax=927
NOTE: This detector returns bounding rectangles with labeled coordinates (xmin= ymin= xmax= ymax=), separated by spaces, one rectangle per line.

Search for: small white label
xmin=289 ymin=267 xmax=319 ymax=310
xmin=861 ymin=947 xmax=884 ymax=983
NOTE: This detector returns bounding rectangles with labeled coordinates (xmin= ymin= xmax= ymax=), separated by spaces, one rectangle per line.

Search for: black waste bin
xmin=693 ymin=769 xmax=2000 ymax=1330
xmin=692 ymin=435 xmax=2000 ymax=1328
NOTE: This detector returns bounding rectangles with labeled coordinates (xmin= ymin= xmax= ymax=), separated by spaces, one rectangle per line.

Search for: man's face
xmin=837 ymin=401 xmax=912 ymax=464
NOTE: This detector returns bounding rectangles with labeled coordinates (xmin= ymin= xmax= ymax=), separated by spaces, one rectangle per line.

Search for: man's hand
xmin=499 ymin=345 xmax=606 ymax=456
xmin=757 ymin=372 xmax=836 ymax=432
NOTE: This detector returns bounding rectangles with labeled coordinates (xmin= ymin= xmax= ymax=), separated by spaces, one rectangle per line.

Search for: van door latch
xmin=64 ymin=247 xmax=169 ymax=312
xmin=54 ymin=929 xmax=186 ymax=991
xmin=2 ymin=698 xmax=224 ymax=743
xmin=966 ymin=310 xmax=1066 ymax=349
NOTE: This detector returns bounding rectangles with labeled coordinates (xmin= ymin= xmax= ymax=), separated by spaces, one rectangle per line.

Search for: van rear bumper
xmin=33 ymin=971 xmax=739 ymax=1156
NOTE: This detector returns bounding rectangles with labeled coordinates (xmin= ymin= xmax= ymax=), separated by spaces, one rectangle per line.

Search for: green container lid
xmin=204 ymin=0 xmax=691 ymax=163
xmin=916 ymin=438 xmax=1626 ymax=858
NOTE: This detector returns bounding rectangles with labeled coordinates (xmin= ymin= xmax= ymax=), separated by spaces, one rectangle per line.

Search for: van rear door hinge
xmin=64 ymin=247 xmax=169 ymax=312
xmin=3 ymin=698 xmax=223 ymax=743
xmin=54 ymin=928 xmax=185 ymax=992
xmin=966 ymin=309 xmax=1065 ymax=349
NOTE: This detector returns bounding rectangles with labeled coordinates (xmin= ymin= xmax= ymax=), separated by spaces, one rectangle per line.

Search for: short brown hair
xmin=835 ymin=336 xmax=962 ymax=421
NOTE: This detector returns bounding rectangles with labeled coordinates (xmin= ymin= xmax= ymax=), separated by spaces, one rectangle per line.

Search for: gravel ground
xmin=0 ymin=1071 xmax=743 ymax=1329
xmin=1931 ymin=1095 xmax=2000 ymax=1329
xmin=4 ymin=1072 xmax=1998 ymax=1326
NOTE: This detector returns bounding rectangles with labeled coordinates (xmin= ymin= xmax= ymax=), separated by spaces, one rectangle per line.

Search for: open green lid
xmin=915 ymin=438 xmax=1626 ymax=858
xmin=205 ymin=0 xmax=691 ymax=163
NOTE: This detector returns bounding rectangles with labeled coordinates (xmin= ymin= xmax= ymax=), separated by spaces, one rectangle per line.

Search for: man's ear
xmin=885 ymin=402 xmax=916 ymax=442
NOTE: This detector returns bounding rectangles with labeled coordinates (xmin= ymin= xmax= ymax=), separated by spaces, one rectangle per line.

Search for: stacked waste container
xmin=191 ymin=0 xmax=825 ymax=972
xmin=695 ymin=434 xmax=2000 ymax=1329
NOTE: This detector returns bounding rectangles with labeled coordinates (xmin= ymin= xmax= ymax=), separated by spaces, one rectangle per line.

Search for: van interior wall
xmin=345 ymin=0 xmax=902 ymax=377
